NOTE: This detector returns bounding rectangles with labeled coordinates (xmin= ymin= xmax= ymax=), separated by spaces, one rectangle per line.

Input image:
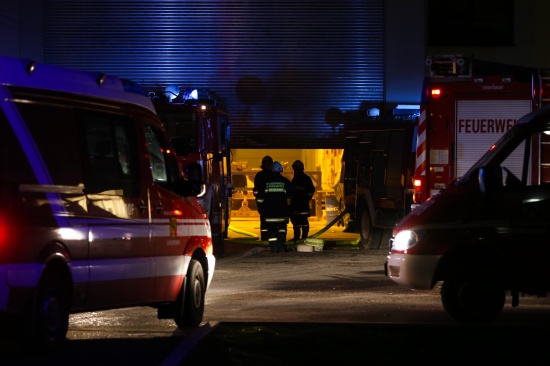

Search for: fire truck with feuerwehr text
xmin=412 ymin=54 xmax=550 ymax=209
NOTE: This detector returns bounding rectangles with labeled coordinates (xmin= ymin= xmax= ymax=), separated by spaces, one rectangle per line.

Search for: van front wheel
xmin=441 ymin=272 xmax=505 ymax=323
xmin=175 ymin=259 xmax=205 ymax=328
xmin=32 ymin=271 xmax=70 ymax=349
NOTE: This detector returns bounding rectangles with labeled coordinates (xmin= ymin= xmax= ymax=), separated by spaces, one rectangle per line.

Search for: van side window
xmin=81 ymin=112 xmax=140 ymax=196
xmin=143 ymin=123 xmax=181 ymax=190
xmin=8 ymin=97 xmax=83 ymax=187
xmin=0 ymin=110 xmax=36 ymax=188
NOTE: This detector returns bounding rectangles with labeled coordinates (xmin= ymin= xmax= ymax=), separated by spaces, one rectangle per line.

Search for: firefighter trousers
xmin=291 ymin=214 xmax=309 ymax=240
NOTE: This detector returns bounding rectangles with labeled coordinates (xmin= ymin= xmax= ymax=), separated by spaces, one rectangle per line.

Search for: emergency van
xmin=386 ymin=105 xmax=550 ymax=323
xmin=0 ymin=56 xmax=215 ymax=347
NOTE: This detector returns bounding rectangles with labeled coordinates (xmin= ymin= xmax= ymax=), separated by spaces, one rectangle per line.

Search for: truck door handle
xmin=137 ymin=201 xmax=148 ymax=212
xmin=153 ymin=203 xmax=163 ymax=213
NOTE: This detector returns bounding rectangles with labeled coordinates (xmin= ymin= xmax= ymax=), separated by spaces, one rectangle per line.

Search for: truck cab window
xmin=143 ymin=123 xmax=181 ymax=190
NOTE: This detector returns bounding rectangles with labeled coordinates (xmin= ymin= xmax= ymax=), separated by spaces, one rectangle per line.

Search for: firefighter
xmin=253 ymin=155 xmax=274 ymax=241
xmin=290 ymin=160 xmax=316 ymax=242
xmin=256 ymin=161 xmax=294 ymax=253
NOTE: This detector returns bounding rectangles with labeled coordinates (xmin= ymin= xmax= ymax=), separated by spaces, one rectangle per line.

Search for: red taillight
xmin=0 ymin=216 xmax=11 ymax=251
xmin=0 ymin=223 xmax=7 ymax=244
xmin=431 ymin=88 xmax=441 ymax=98
xmin=413 ymin=179 xmax=422 ymax=203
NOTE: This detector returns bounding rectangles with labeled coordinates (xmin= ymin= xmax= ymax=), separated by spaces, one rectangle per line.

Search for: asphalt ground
xmin=179 ymin=221 xmax=549 ymax=365
xmin=180 ymin=321 xmax=548 ymax=365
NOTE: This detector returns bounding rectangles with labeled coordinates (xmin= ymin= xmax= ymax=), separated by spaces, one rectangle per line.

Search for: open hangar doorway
xmin=229 ymin=148 xmax=344 ymax=225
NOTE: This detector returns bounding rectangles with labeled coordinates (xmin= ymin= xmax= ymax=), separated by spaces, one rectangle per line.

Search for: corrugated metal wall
xmin=44 ymin=0 xmax=384 ymax=149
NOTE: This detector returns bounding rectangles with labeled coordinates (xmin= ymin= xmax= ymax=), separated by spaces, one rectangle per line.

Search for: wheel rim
xmin=360 ymin=211 xmax=370 ymax=240
xmin=192 ymin=275 xmax=202 ymax=309
xmin=41 ymin=296 xmax=62 ymax=335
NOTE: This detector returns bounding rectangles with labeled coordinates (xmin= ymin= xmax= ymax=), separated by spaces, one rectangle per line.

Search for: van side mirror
xmin=479 ymin=166 xmax=504 ymax=209
xmin=479 ymin=167 xmax=488 ymax=194
xmin=479 ymin=166 xmax=503 ymax=194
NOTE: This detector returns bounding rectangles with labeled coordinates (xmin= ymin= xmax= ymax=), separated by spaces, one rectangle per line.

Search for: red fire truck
xmin=149 ymin=86 xmax=231 ymax=256
xmin=413 ymin=54 xmax=550 ymax=208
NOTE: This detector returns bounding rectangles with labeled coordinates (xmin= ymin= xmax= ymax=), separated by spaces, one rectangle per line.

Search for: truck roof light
xmin=164 ymin=84 xmax=180 ymax=101
xmin=185 ymin=89 xmax=199 ymax=100
xmin=431 ymin=88 xmax=441 ymax=98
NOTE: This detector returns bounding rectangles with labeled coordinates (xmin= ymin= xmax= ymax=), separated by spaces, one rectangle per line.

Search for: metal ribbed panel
xmin=455 ymin=99 xmax=532 ymax=178
xmin=44 ymin=0 xmax=384 ymax=148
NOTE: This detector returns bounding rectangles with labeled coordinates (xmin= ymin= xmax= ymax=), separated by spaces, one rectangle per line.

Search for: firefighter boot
xmin=277 ymin=230 xmax=287 ymax=252
xmin=301 ymin=225 xmax=309 ymax=240
xmin=293 ymin=225 xmax=301 ymax=241
xmin=268 ymin=239 xmax=278 ymax=253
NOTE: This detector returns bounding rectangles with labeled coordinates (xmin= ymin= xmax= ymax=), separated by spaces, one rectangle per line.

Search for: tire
xmin=31 ymin=271 xmax=70 ymax=349
xmin=175 ymin=259 xmax=206 ymax=328
xmin=360 ymin=209 xmax=382 ymax=248
xmin=212 ymin=232 xmax=225 ymax=257
xmin=441 ymin=271 xmax=505 ymax=323
xmin=210 ymin=198 xmax=225 ymax=257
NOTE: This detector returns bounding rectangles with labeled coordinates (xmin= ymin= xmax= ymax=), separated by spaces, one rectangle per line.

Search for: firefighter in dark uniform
xmin=256 ymin=161 xmax=294 ymax=253
xmin=253 ymin=155 xmax=273 ymax=241
xmin=290 ymin=160 xmax=316 ymax=242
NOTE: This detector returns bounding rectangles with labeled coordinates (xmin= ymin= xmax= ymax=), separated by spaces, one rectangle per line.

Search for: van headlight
xmin=391 ymin=230 xmax=418 ymax=251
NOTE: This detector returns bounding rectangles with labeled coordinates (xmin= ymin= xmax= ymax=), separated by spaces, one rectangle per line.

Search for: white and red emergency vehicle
xmin=149 ymin=86 xmax=232 ymax=256
xmin=0 ymin=56 xmax=215 ymax=348
xmin=413 ymin=54 xmax=550 ymax=208
xmin=386 ymin=55 xmax=550 ymax=323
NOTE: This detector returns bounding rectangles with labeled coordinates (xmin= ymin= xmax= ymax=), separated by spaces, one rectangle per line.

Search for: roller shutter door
xmin=44 ymin=0 xmax=384 ymax=149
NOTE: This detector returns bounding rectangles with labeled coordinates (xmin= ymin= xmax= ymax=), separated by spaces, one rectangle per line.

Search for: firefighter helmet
xmin=292 ymin=160 xmax=305 ymax=170
xmin=261 ymin=155 xmax=273 ymax=168
xmin=271 ymin=161 xmax=283 ymax=172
